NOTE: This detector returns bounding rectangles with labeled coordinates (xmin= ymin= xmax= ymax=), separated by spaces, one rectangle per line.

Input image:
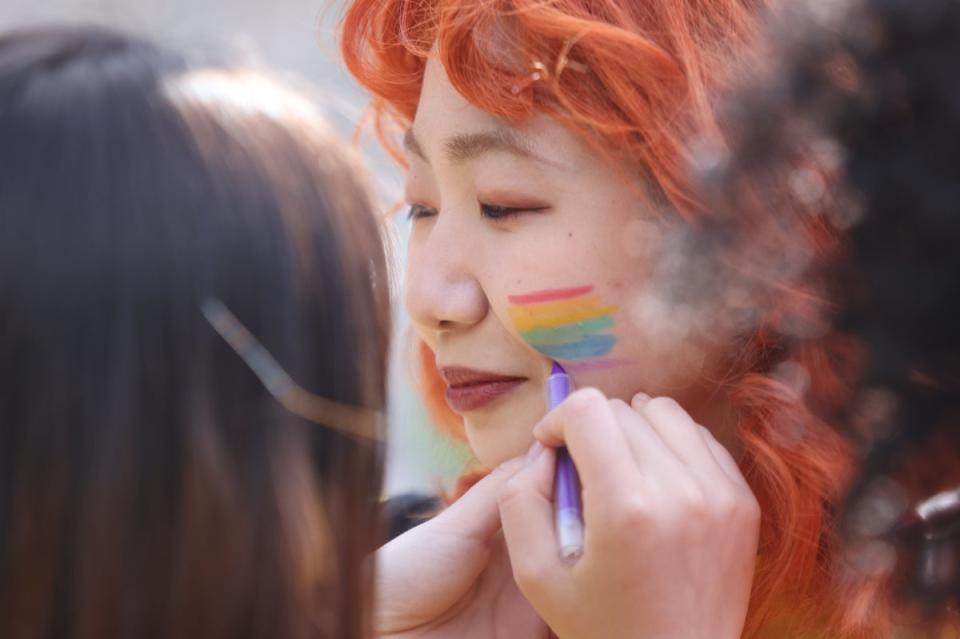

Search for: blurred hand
xmin=375 ymin=456 xmax=548 ymax=639
xmin=498 ymin=389 xmax=760 ymax=639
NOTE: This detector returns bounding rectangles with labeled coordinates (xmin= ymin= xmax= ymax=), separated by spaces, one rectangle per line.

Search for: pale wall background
xmin=0 ymin=0 xmax=472 ymax=495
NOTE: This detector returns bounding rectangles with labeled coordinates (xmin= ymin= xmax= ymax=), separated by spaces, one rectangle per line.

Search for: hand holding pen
xmin=497 ymin=390 xmax=761 ymax=639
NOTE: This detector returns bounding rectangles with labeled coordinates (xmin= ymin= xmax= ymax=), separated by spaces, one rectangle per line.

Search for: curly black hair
xmin=701 ymin=0 xmax=960 ymax=618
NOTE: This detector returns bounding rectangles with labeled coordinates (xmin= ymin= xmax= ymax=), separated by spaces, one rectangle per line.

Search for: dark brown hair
xmin=0 ymin=25 xmax=388 ymax=639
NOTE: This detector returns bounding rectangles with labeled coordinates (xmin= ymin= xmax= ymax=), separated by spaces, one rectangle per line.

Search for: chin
xmin=461 ymin=392 xmax=545 ymax=468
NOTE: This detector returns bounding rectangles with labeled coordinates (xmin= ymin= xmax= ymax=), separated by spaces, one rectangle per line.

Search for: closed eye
xmin=406 ymin=203 xmax=437 ymax=221
xmin=480 ymin=203 xmax=549 ymax=221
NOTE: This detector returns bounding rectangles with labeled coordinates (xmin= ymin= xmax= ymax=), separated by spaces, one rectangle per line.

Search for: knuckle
xmin=496 ymin=473 xmax=528 ymax=510
xmin=512 ymin=557 xmax=551 ymax=594
xmin=716 ymin=488 xmax=761 ymax=527
xmin=563 ymin=388 xmax=605 ymax=418
xmin=611 ymin=495 xmax=653 ymax=531
xmin=710 ymin=490 xmax=739 ymax=518
xmin=644 ymin=396 xmax=681 ymax=420
xmin=677 ymin=481 xmax=708 ymax=516
xmin=670 ymin=476 xmax=709 ymax=515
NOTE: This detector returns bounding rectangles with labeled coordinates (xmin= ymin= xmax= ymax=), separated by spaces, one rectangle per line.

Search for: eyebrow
xmin=403 ymin=127 xmax=556 ymax=167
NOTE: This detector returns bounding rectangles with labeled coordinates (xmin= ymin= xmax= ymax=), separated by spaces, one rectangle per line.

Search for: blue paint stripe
xmin=521 ymin=316 xmax=615 ymax=345
xmin=534 ymin=334 xmax=619 ymax=359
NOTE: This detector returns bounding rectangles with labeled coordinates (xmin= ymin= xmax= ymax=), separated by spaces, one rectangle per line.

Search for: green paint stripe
xmin=520 ymin=316 xmax=614 ymax=345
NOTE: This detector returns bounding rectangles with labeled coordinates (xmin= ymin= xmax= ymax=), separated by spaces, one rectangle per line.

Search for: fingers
xmin=531 ymin=389 xmax=640 ymax=496
xmin=430 ymin=455 xmax=526 ymax=543
xmin=700 ymin=427 xmax=752 ymax=491
xmin=538 ymin=389 xmax=748 ymax=494
xmin=606 ymin=398 xmax=682 ymax=475
xmin=633 ymin=395 xmax=720 ymax=474
xmin=635 ymin=395 xmax=758 ymax=497
xmin=504 ymin=387 xmax=761 ymax=638
xmin=531 ymin=387 xmax=755 ymax=527
xmin=374 ymin=455 xmax=531 ymax=635
xmin=497 ymin=444 xmax=569 ymax=604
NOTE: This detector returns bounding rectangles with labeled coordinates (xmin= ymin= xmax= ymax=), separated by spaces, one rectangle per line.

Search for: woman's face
xmin=405 ymin=58 xmax=731 ymax=466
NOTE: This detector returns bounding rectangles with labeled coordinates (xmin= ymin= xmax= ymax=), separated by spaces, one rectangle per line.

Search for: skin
xmin=501 ymin=391 xmax=760 ymax=639
xmin=376 ymin=457 xmax=549 ymax=639
xmin=378 ymin=57 xmax=761 ymax=639
xmin=405 ymin=57 xmax=739 ymax=467
xmin=376 ymin=392 xmax=760 ymax=639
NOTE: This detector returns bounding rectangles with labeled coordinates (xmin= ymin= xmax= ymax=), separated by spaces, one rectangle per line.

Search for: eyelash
xmin=406 ymin=204 xmax=436 ymax=221
xmin=480 ymin=203 xmax=529 ymax=220
xmin=406 ymin=203 xmax=546 ymax=222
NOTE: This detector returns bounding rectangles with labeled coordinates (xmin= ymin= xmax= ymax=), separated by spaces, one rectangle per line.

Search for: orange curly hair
xmin=340 ymin=0 xmax=883 ymax=635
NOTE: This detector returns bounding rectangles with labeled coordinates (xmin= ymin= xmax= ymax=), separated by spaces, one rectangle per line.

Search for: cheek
xmin=402 ymin=250 xmax=439 ymax=348
xmin=501 ymin=284 xmax=625 ymax=371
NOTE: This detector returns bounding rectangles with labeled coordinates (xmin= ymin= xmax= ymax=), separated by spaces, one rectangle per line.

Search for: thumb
xmin=429 ymin=454 xmax=526 ymax=542
xmin=375 ymin=460 xmax=523 ymax=635
xmin=498 ymin=445 xmax=566 ymax=604
xmin=374 ymin=456 xmax=525 ymax=634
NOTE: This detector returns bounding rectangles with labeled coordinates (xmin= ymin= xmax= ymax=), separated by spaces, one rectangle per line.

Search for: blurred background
xmin=0 ymin=0 xmax=472 ymax=496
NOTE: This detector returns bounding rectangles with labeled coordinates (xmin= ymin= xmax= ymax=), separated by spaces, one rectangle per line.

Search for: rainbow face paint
xmin=508 ymin=285 xmax=620 ymax=361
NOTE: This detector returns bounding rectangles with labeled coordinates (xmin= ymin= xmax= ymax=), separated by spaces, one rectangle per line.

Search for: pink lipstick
xmin=441 ymin=367 xmax=527 ymax=412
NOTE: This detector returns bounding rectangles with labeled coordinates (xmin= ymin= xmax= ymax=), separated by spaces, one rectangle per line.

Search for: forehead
xmin=414 ymin=57 xmax=498 ymax=132
xmin=410 ymin=57 xmax=592 ymax=172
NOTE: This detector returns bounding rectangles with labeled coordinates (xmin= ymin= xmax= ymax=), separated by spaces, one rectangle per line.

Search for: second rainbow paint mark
xmin=508 ymin=285 xmax=619 ymax=360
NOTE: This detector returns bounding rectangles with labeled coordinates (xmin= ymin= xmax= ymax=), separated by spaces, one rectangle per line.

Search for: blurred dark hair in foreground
xmin=0 ymin=25 xmax=388 ymax=639
xmin=700 ymin=0 xmax=960 ymax=627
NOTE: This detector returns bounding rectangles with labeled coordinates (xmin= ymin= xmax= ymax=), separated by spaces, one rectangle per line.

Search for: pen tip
xmin=551 ymin=361 xmax=566 ymax=375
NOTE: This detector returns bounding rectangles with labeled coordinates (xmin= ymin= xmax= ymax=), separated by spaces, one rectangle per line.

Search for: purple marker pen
xmin=548 ymin=362 xmax=584 ymax=562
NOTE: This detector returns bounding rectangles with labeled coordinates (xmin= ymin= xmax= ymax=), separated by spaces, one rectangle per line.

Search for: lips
xmin=440 ymin=367 xmax=527 ymax=412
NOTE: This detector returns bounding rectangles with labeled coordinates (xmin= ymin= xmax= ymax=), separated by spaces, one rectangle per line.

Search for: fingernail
xmin=526 ymin=441 xmax=545 ymax=464
xmin=633 ymin=392 xmax=651 ymax=404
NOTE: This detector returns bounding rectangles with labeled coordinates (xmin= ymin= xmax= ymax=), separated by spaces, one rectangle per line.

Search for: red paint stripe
xmin=508 ymin=285 xmax=594 ymax=305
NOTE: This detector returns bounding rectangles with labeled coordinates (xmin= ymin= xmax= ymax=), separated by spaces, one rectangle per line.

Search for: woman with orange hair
xmin=341 ymin=1 xmax=863 ymax=637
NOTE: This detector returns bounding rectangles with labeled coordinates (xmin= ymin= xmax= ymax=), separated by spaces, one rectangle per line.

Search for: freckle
xmin=567 ymin=232 xmax=573 ymax=238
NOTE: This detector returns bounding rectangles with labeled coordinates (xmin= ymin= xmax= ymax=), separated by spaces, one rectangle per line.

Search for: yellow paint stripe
xmin=509 ymin=304 xmax=618 ymax=331
xmin=508 ymin=294 xmax=607 ymax=319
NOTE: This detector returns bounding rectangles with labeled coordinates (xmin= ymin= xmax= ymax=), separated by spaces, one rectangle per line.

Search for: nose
xmin=405 ymin=214 xmax=488 ymax=336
